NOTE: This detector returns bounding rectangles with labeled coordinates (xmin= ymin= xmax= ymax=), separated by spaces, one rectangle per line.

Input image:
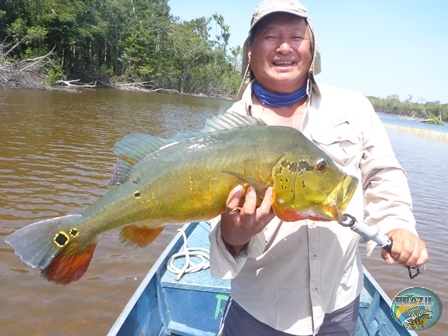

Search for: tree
xmin=212 ymin=12 xmax=230 ymax=55
xmin=366 ymin=95 xmax=447 ymax=123
xmin=230 ymin=45 xmax=242 ymax=72
xmin=0 ymin=0 xmax=242 ymax=97
xmin=168 ymin=18 xmax=212 ymax=93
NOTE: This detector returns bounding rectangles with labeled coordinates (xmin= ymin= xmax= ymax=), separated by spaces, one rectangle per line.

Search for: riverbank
xmin=0 ymin=83 xmax=444 ymax=123
xmin=383 ymin=123 xmax=448 ymax=142
xmin=379 ymin=113 xmax=448 ymax=141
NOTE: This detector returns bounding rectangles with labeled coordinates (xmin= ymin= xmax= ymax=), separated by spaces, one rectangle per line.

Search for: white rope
xmin=166 ymin=228 xmax=210 ymax=281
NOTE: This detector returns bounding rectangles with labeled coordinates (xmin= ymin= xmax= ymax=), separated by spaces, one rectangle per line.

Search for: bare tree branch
xmin=0 ymin=47 xmax=57 ymax=89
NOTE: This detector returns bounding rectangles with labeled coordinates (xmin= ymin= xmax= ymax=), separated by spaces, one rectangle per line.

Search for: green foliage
xmin=46 ymin=66 xmax=65 ymax=85
xmin=368 ymin=96 xmax=447 ymax=123
xmin=0 ymin=0 xmax=243 ymax=98
xmin=27 ymin=26 xmax=48 ymax=42
xmin=8 ymin=18 xmax=27 ymax=39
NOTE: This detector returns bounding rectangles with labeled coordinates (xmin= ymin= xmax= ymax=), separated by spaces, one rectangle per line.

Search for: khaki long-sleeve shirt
xmin=209 ymin=81 xmax=417 ymax=335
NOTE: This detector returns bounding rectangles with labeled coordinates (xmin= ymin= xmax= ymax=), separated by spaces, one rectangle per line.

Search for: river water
xmin=0 ymin=88 xmax=446 ymax=335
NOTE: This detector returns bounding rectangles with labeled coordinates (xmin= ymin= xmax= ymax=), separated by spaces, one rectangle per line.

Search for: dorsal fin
xmin=173 ymin=112 xmax=267 ymax=140
xmin=108 ymin=114 xmax=266 ymax=184
xmin=108 ymin=133 xmax=169 ymax=185
xmin=203 ymin=112 xmax=266 ymax=131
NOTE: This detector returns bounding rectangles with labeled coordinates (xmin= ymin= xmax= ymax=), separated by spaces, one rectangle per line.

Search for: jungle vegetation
xmin=0 ymin=0 xmax=243 ymax=97
xmin=368 ymin=95 xmax=446 ymax=124
xmin=0 ymin=0 xmax=446 ymax=122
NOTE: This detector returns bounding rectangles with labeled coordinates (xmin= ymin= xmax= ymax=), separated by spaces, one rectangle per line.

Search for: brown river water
xmin=0 ymin=88 xmax=447 ymax=335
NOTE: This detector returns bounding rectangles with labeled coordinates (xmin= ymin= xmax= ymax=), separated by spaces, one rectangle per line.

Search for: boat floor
xmin=109 ymin=222 xmax=416 ymax=336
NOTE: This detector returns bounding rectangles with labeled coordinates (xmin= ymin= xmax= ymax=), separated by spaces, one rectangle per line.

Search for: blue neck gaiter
xmin=253 ymin=81 xmax=307 ymax=107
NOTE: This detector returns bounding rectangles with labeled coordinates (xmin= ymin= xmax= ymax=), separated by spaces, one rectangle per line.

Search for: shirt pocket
xmin=310 ymin=119 xmax=361 ymax=168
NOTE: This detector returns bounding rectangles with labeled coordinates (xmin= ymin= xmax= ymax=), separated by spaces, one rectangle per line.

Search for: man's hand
xmin=381 ymin=228 xmax=428 ymax=267
xmin=220 ymin=185 xmax=275 ymax=256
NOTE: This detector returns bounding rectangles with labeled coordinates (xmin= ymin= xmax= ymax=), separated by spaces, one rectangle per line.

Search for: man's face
xmin=248 ymin=13 xmax=312 ymax=94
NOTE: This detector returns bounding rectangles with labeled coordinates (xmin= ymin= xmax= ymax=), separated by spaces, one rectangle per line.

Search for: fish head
xmin=271 ymin=152 xmax=358 ymax=222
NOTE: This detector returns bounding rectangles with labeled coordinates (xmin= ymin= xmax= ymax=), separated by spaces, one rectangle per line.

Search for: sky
xmin=169 ymin=0 xmax=448 ymax=103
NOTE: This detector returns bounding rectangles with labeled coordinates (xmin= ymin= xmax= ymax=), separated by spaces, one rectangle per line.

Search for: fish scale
xmin=5 ymin=113 xmax=358 ymax=285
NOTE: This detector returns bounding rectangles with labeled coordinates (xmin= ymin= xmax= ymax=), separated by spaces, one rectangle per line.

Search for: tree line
xmin=0 ymin=0 xmax=243 ymax=97
xmin=0 ymin=0 xmax=446 ymax=123
xmin=368 ymin=95 xmax=447 ymax=124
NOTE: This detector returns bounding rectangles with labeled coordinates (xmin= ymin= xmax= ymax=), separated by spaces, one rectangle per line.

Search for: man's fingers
xmin=395 ymin=240 xmax=412 ymax=264
xmin=259 ymin=187 xmax=273 ymax=214
xmin=222 ymin=185 xmax=274 ymax=247
xmin=404 ymin=239 xmax=428 ymax=267
xmin=381 ymin=249 xmax=396 ymax=265
xmin=226 ymin=185 xmax=243 ymax=210
xmin=257 ymin=187 xmax=274 ymax=220
xmin=381 ymin=231 xmax=428 ymax=267
xmin=240 ymin=186 xmax=257 ymax=218
xmin=416 ymin=247 xmax=429 ymax=267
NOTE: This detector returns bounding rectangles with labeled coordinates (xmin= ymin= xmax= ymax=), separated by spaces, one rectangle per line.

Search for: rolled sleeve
xmin=361 ymin=112 xmax=417 ymax=236
xmin=363 ymin=166 xmax=417 ymax=236
xmin=208 ymin=216 xmax=266 ymax=279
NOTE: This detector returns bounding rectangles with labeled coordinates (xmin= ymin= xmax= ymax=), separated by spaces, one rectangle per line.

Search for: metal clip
xmin=408 ymin=265 xmax=426 ymax=279
xmin=338 ymin=213 xmax=356 ymax=227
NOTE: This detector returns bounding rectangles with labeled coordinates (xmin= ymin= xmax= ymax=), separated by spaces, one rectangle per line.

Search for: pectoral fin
xmin=119 ymin=225 xmax=164 ymax=248
xmin=221 ymin=171 xmax=269 ymax=199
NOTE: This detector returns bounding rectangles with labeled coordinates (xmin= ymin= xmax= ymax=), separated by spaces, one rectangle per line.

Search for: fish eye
xmin=316 ymin=158 xmax=327 ymax=171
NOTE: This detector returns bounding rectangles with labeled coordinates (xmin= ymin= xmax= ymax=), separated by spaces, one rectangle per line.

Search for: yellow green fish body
xmin=5 ymin=113 xmax=358 ymax=284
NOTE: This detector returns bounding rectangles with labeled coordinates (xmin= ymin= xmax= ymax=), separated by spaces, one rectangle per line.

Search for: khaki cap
xmin=237 ymin=0 xmax=321 ymax=100
xmin=250 ymin=0 xmax=309 ymax=31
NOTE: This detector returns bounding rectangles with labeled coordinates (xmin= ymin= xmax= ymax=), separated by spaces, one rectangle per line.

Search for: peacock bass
xmin=5 ymin=113 xmax=358 ymax=285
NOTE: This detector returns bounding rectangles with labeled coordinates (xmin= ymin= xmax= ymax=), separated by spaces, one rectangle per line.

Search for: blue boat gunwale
xmin=108 ymin=222 xmax=194 ymax=335
xmin=108 ymin=222 xmax=417 ymax=336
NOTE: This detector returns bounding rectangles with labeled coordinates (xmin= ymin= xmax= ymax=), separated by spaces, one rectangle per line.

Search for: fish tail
xmin=4 ymin=214 xmax=98 ymax=285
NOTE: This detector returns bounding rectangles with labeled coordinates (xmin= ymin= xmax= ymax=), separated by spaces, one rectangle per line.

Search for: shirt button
xmin=312 ymin=254 xmax=318 ymax=260
xmin=312 ymin=287 xmax=319 ymax=292
xmin=308 ymin=221 xmax=315 ymax=228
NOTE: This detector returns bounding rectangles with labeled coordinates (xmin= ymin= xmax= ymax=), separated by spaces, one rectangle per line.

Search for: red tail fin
xmin=119 ymin=225 xmax=163 ymax=248
xmin=41 ymin=243 xmax=97 ymax=285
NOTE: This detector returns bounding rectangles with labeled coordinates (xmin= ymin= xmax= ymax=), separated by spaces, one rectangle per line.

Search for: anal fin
xmin=119 ymin=225 xmax=164 ymax=248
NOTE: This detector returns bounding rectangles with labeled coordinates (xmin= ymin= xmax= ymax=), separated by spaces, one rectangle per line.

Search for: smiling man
xmin=209 ymin=0 xmax=428 ymax=335
xmin=249 ymin=12 xmax=312 ymax=95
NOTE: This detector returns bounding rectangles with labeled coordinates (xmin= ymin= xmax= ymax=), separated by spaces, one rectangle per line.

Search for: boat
xmin=108 ymin=221 xmax=417 ymax=336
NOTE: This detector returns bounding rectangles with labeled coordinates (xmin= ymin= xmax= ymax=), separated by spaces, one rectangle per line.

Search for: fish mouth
xmin=339 ymin=175 xmax=359 ymax=208
xmin=319 ymin=175 xmax=359 ymax=222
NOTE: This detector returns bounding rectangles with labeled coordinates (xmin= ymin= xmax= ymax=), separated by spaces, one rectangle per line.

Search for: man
xmin=209 ymin=0 xmax=428 ymax=335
